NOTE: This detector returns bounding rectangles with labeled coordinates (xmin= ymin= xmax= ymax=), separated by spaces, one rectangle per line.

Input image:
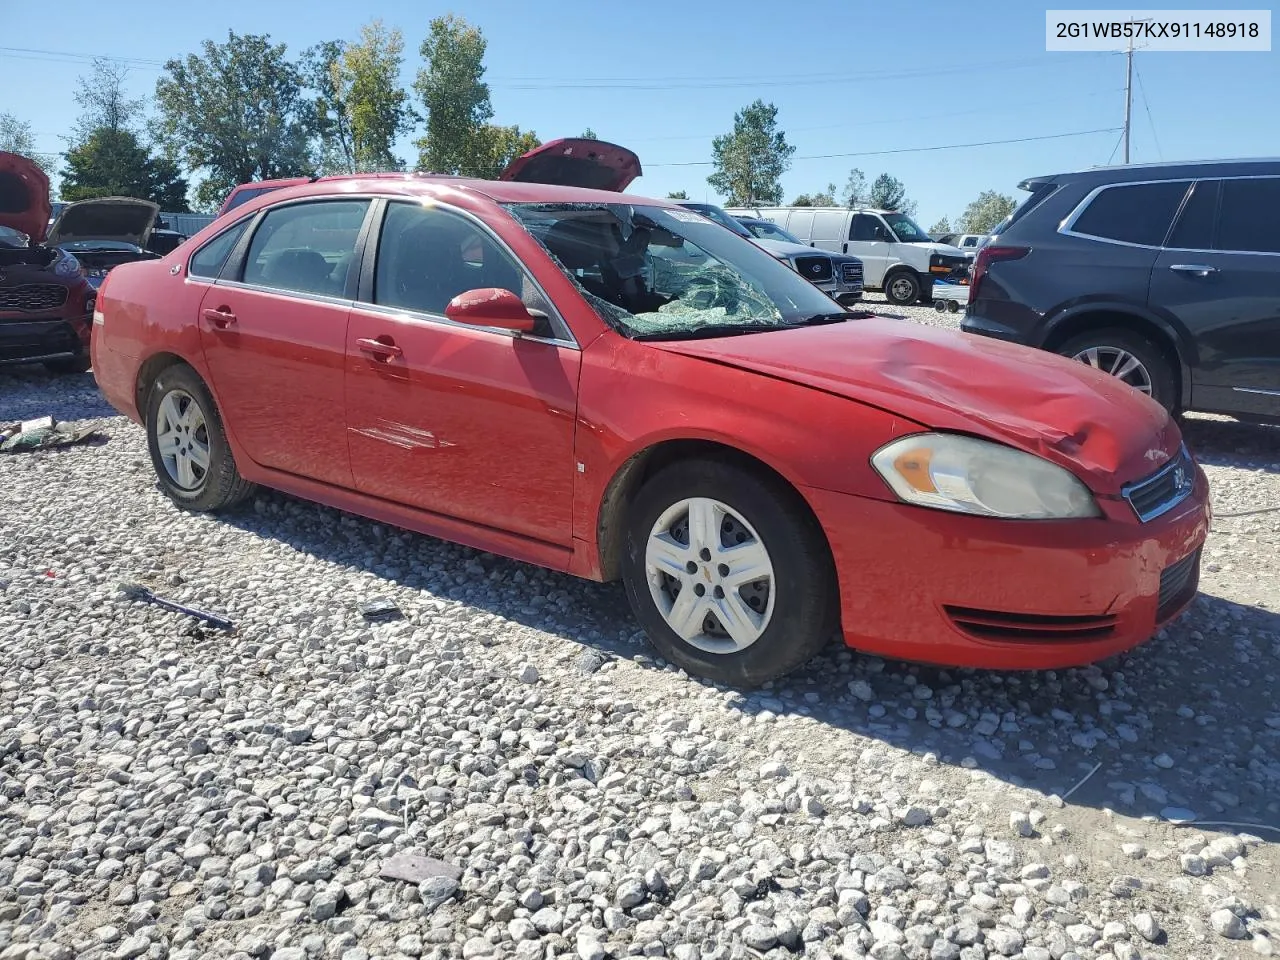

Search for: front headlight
xmin=54 ymin=253 xmax=82 ymax=277
xmin=871 ymin=433 xmax=1101 ymax=519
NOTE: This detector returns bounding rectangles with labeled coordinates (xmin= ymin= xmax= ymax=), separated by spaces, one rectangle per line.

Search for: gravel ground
xmin=2 ymin=304 xmax=1279 ymax=960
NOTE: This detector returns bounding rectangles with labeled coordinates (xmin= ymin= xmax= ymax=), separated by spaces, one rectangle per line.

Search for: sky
xmin=2 ymin=0 xmax=1278 ymax=227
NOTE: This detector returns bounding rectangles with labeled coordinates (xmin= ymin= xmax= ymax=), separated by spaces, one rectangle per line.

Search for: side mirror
xmin=445 ymin=288 xmax=539 ymax=334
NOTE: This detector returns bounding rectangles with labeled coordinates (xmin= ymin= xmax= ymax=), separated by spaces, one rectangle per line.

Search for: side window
xmin=242 ymin=200 xmax=369 ymax=296
xmin=1216 ymin=177 xmax=1280 ymax=254
xmin=188 ymin=219 xmax=251 ymax=279
xmin=849 ymin=214 xmax=881 ymax=242
xmin=373 ymin=202 xmax=549 ymax=318
xmin=1069 ymin=180 xmax=1190 ymax=246
xmin=1166 ymin=180 xmax=1219 ymax=250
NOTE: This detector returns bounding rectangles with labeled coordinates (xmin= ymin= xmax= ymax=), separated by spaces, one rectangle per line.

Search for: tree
xmin=959 ymin=190 xmax=1017 ymax=234
xmin=154 ymin=31 xmax=315 ymax=211
xmin=867 ymin=173 xmax=908 ymax=210
xmin=335 ymin=20 xmax=412 ymax=172
xmin=843 ymin=168 xmax=867 ymax=207
xmin=60 ymin=128 xmax=190 ymax=210
xmin=580 ymin=128 xmax=598 ymax=139
xmin=0 ymin=113 xmax=56 ymax=176
xmin=302 ymin=40 xmax=356 ymax=174
xmin=413 ymin=14 xmax=493 ymax=175
xmin=929 ymin=216 xmax=952 ymax=235
xmin=791 ymin=194 xmax=813 ymax=206
xmin=666 ymin=190 xmax=689 ymax=200
xmin=810 ymin=182 xmax=837 ymax=206
xmin=72 ymin=59 xmax=144 ymax=142
xmin=469 ymin=124 xmax=540 ymax=180
xmin=706 ymin=99 xmax=794 ymax=205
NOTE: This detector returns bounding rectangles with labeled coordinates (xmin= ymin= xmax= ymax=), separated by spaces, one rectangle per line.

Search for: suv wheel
xmin=1056 ymin=328 xmax=1176 ymax=412
xmin=884 ymin=270 xmax=920 ymax=306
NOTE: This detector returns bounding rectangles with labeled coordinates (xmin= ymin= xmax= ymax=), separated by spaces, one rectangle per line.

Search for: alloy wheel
xmin=154 ymin=388 xmax=211 ymax=490
xmin=1070 ymin=345 xmax=1154 ymax=395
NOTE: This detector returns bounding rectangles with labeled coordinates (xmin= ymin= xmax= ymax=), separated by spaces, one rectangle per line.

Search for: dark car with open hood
xmin=0 ymin=152 xmax=95 ymax=373
xmin=50 ymin=196 xmax=165 ymax=289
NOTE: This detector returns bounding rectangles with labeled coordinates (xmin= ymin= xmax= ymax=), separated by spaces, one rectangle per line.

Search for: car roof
xmin=225 ymin=174 xmax=681 ymax=211
xmin=1021 ymin=156 xmax=1280 ymax=189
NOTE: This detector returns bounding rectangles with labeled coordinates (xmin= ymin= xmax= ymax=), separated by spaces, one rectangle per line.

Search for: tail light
xmin=970 ymin=245 xmax=1030 ymax=303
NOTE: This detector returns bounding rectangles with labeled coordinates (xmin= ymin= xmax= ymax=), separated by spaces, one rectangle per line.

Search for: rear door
xmin=809 ymin=211 xmax=845 ymax=252
xmin=784 ymin=209 xmax=815 ymax=243
xmin=1152 ymin=176 xmax=1280 ymax=418
xmin=198 ymin=198 xmax=371 ymax=487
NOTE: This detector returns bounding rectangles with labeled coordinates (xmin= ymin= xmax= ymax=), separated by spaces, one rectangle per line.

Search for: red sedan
xmin=91 ymin=140 xmax=1209 ymax=686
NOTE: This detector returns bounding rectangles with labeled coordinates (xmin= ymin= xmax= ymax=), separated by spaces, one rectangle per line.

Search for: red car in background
xmin=0 ymin=152 xmax=96 ymax=373
xmin=91 ymin=139 xmax=1209 ymax=686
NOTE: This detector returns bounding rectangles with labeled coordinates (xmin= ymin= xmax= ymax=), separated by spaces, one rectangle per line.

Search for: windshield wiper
xmin=795 ymin=312 xmax=855 ymax=325
xmin=632 ymin=322 xmax=794 ymax=342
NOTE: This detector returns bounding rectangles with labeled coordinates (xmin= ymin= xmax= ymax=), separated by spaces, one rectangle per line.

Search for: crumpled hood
xmin=654 ymin=317 xmax=1182 ymax=495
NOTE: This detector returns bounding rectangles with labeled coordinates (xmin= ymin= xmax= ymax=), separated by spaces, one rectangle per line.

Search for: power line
xmin=1134 ymin=65 xmax=1163 ymax=161
xmin=626 ymin=89 xmax=1124 ymax=143
xmin=0 ymin=46 xmax=165 ymax=67
xmin=648 ymin=128 xmax=1124 ymax=167
xmin=1105 ymin=129 xmax=1125 ymax=164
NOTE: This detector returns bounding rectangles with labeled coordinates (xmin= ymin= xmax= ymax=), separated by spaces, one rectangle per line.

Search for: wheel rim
xmin=890 ymin=276 xmax=914 ymax=301
xmin=155 ymin=388 xmax=211 ymax=490
xmin=644 ymin=497 xmax=775 ymax=655
xmin=1069 ymin=345 xmax=1153 ymax=395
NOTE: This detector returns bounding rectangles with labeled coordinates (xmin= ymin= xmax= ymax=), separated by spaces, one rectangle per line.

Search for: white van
xmin=724 ymin=205 xmax=968 ymax=305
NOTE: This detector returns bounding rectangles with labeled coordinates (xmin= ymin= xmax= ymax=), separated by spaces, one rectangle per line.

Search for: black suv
xmin=963 ymin=159 xmax=1280 ymax=423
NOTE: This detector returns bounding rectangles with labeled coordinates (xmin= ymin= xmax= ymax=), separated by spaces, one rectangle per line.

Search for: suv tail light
xmin=970 ymin=245 xmax=1030 ymax=303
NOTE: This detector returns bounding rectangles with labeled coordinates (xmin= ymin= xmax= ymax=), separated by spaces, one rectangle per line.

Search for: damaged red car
xmin=0 ymin=152 xmax=95 ymax=373
xmin=91 ymin=138 xmax=1210 ymax=686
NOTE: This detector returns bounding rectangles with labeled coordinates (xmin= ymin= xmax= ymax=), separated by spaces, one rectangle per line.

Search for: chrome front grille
xmin=1122 ymin=445 xmax=1196 ymax=522
xmin=0 ymin=283 xmax=68 ymax=313
xmin=840 ymin=261 xmax=863 ymax=286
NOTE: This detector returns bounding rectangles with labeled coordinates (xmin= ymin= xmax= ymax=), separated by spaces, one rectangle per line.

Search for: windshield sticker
xmin=666 ymin=209 xmax=710 ymax=223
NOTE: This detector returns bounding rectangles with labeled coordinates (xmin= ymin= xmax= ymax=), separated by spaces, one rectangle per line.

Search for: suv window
xmin=1068 ymin=180 xmax=1190 ymax=247
xmin=850 ymin=214 xmax=886 ymax=242
xmin=242 ymin=200 xmax=369 ymax=296
xmin=1166 ymin=179 xmax=1219 ymax=250
xmin=1217 ymin=177 xmax=1280 ymax=254
xmin=189 ymin=219 xmax=251 ymax=279
xmin=373 ymin=202 xmax=551 ymax=319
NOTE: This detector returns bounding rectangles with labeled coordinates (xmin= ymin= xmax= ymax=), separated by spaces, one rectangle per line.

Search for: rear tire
xmin=144 ymin=364 xmax=256 ymax=512
xmin=620 ymin=457 xmax=839 ymax=687
xmin=884 ymin=270 xmax=921 ymax=306
xmin=1056 ymin=328 xmax=1177 ymax=412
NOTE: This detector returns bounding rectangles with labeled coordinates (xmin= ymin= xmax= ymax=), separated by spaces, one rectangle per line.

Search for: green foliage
xmin=413 ymin=14 xmax=494 ymax=175
xmin=0 ymin=113 xmax=57 ymax=177
xmin=929 ymin=216 xmax=952 ymax=235
xmin=959 ymin=190 xmax=1017 ymax=234
xmin=666 ymin=190 xmax=689 ymax=200
xmin=336 ymin=20 xmax=412 ymax=172
xmin=153 ymin=31 xmax=315 ymax=211
xmin=72 ymin=59 xmax=144 ymax=142
xmin=867 ymin=173 xmax=908 ymax=210
xmin=580 ymin=128 xmax=598 ymax=140
xmin=470 ymin=124 xmax=541 ymax=180
xmin=60 ymin=128 xmax=190 ymax=210
xmin=843 ymin=168 xmax=867 ymax=208
xmin=809 ymin=182 xmax=837 ymax=206
xmin=791 ymin=194 xmax=812 ymax=206
xmin=707 ymin=100 xmax=794 ymax=205
xmin=302 ymin=40 xmax=356 ymax=175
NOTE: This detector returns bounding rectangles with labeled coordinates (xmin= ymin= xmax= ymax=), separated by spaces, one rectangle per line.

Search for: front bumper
xmin=0 ymin=317 xmax=91 ymax=366
xmin=803 ymin=470 xmax=1210 ymax=669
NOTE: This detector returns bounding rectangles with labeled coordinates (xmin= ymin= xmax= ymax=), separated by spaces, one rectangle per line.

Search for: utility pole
xmin=1123 ymin=32 xmax=1134 ymax=163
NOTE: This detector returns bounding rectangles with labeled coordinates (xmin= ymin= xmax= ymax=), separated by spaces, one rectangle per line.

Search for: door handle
xmin=1169 ymin=264 xmax=1218 ymax=277
xmin=842 ymin=242 xmax=849 ymax=254
xmin=356 ymin=337 xmax=403 ymax=360
xmin=202 ymin=306 xmax=237 ymax=329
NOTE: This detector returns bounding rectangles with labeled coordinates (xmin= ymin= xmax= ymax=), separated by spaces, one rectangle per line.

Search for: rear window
xmin=1004 ymin=181 xmax=1058 ymax=231
xmin=1068 ymin=180 xmax=1191 ymax=247
xmin=1217 ymin=177 xmax=1280 ymax=254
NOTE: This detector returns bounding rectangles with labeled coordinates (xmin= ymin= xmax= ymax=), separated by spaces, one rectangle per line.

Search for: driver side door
xmin=849 ymin=214 xmax=892 ymax=286
xmin=344 ymin=200 xmax=581 ymax=550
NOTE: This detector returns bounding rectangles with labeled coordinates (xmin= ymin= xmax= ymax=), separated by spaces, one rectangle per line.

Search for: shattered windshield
xmin=505 ymin=202 xmax=842 ymax=340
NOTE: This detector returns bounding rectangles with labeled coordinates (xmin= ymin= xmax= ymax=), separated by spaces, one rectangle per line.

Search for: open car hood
xmin=47 ymin=196 xmax=159 ymax=248
xmin=499 ymin=138 xmax=641 ymax=192
xmin=654 ymin=317 xmax=1183 ymax=496
xmin=0 ymin=152 xmax=52 ymax=243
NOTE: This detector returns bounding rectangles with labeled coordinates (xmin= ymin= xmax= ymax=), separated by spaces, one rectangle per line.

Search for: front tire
xmin=1056 ymin=328 xmax=1176 ymax=412
xmin=145 ymin=364 xmax=255 ymax=511
xmin=620 ymin=458 xmax=839 ymax=687
xmin=884 ymin=270 xmax=921 ymax=306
